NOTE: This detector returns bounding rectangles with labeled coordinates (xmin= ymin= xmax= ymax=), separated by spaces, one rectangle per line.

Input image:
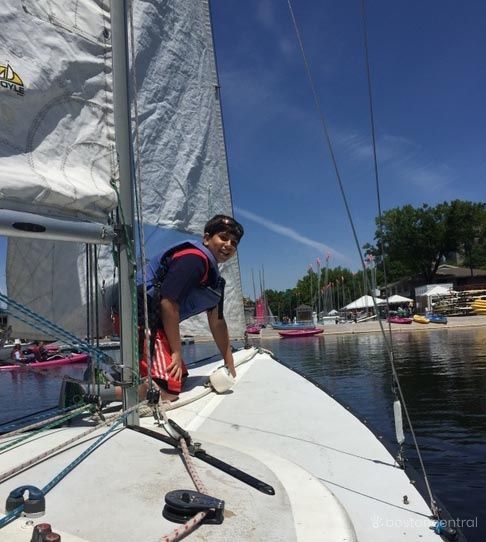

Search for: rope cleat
xmin=146 ymin=386 xmax=160 ymax=405
xmin=5 ymin=485 xmax=45 ymax=517
xmin=165 ymin=418 xmax=192 ymax=444
xmin=163 ymin=490 xmax=224 ymax=525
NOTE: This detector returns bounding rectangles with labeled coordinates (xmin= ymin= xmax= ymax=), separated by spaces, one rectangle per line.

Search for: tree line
xmin=256 ymin=200 xmax=486 ymax=320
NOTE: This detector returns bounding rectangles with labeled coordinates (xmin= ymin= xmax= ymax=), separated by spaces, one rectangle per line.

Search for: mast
xmin=111 ymin=0 xmax=138 ymax=424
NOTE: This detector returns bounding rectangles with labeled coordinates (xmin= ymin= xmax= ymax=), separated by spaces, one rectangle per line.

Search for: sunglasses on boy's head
xmin=207 ymin=216 xmax=244 ymax=241
xmin=218 ymin=217 xmax=243 ymax=235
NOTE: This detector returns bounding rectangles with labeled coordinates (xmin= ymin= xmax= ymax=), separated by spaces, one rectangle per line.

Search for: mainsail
xmin=1 ymin=0 xmax=245 ymax=339
xmin=132 ymin=1 xmax=245 ymax=337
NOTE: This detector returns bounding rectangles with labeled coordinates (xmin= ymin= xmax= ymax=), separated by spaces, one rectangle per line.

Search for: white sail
xmin=6 ymin=240 xmax=115 ymax=339
xmin=0 ymin=0 xmax=117 ymax=222
xmin=1 ymin=0 xmax=245 ymax=339
xmin=133 ymin=2 xmax=245 ymax=337
xmin=1 ymin=0 xmax=118 ymax=339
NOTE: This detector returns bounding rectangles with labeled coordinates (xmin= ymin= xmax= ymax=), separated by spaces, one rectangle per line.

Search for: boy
xmin=138 ymin=214 xmax=244 ymax=400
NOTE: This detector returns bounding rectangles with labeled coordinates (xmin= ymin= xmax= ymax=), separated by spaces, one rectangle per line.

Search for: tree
xmin=371 ymin=204 xmax=450 ymax=283
xmin=443 ymin=200 xmax=486 ymax=274
xmin=265 ymin=288 xmax=295 ymax=320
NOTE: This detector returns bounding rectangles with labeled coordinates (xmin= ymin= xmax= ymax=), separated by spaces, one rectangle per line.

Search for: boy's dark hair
xmin=204 ymin=214 xmax=244 ymax=242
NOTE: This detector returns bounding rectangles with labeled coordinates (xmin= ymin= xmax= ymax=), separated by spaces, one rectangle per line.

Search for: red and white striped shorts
xmin=139 ymin=329 xmax=188 ymax=394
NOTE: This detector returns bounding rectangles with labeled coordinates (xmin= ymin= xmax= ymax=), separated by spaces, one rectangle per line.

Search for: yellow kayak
xmin=472 ymin=300 xmax=486 ymax=314
xmin=413 ymin=314 xmax=430 ymax=324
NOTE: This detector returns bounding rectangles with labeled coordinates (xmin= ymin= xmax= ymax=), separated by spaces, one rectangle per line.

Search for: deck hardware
xmin=191 ymin=447 xmax=276 ymax=495
xmin=146 ymin=387 xmax=160 ymax=405
xmin=433 ymin=519 xmax=458 ymax=541
xmin=43 ymin=532 xmax=61 ymax=541
xmin=83 ymin=394 xmax=102 ymax=407
xmin=403 ymin=495 xmax=409 ymax=504
xmin=6 ymin=485 xmax=45 ymax=517
xmin=31 ymin=522 xmax=52 ymax=541
xmin=163 ymin=489 xmax=224 ymax=524
xmin=128 ymin=425 xmax=276 ymax=495
xmin=167 ymin=419 xmax=191 ymax=444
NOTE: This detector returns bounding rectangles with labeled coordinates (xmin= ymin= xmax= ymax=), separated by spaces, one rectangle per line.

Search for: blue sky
xmin=210 ymin=0 xmax=486 ymax=297
xmin=1 ymin=1 xmax=485 ymax=300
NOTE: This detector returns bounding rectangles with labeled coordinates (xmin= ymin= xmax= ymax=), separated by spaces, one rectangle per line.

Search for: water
xmin=262 ymin=328 xmax=486 ymax=542
xmin=1 ymin=329 xmax=485 ymax=540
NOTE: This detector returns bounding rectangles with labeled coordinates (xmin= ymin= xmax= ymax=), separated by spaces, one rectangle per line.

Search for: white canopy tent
xmin=386 ymin=294 xmax=413 ymax=304
xmin=343 ymin=295 xmax=385 ymax=310
xmin=425 ymin=285 xmax=452 ymax=297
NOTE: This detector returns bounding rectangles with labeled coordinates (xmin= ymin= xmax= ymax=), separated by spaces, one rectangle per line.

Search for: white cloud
xmin=235 ymin=207 xmax=347 ymax=261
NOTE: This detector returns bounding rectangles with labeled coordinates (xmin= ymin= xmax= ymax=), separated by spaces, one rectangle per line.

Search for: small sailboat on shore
xmin=279 ymin=328 xmax=324 ymax=338
xmin=271 ymin=322 xmax=316 ymax=330
xmin=0 ymin=2 xmax=465 ymax=541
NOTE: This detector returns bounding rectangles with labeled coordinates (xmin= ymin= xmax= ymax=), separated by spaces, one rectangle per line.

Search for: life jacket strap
xmin=170 ymin=248 xmax=210 ymax=284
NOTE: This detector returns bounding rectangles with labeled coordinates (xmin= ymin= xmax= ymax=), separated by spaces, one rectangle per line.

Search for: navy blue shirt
xmin=159 ymin=254 xmax=207 ymax=305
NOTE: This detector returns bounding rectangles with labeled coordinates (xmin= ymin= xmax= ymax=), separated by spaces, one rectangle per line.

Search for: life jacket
xmin=137 ymin=240 xmax=224 ymax=329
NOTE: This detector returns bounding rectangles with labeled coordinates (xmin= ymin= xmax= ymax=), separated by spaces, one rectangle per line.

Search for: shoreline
xmin=254 ymin=314 xmax=486 ymax=339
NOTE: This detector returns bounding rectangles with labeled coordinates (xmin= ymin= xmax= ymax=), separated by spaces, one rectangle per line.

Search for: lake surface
xmin=1 ymin=328 xmax=485 ymax=541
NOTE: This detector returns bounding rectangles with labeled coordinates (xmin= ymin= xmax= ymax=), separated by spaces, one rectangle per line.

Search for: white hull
xmin=0 ymin=348 xmax=442 ymax=541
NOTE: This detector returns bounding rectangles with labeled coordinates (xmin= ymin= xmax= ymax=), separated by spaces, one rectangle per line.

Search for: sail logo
xmin=0 ymin=63 xmax=24 ymax=96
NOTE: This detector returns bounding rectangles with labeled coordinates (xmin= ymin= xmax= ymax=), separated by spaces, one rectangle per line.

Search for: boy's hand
xmin=167 ymin=352 xmax=184 ymax=381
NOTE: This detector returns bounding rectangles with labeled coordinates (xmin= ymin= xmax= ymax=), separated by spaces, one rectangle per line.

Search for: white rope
xmin=0 ymin=406 xmax=87 ymax=441
xmin=158 ymin=438 xmax=209 ymax=542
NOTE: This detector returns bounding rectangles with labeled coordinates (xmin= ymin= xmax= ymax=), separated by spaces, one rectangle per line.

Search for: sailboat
xmin=0 ymin=2 xmax=464 ymax=541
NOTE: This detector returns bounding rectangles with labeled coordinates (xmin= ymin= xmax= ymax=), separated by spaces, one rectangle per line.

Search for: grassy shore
xmin=255 ymin=314 xmax=486 ymax=339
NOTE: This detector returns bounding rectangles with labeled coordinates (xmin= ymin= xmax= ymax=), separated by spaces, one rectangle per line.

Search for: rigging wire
xmin=287 ymin=0 xmax=439 ymax=517
xmin=358 ymin=0 xmax=439 ymax=515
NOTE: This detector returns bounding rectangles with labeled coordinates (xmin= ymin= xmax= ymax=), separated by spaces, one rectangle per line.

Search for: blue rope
xmin=0 ymin=406 xmax=60 ymax=433
xmin=0 ymin=414 xmax=128 ymax=529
